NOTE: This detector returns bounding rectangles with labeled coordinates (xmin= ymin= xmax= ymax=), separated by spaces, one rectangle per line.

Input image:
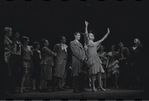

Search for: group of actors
xmin=4 ymin=21 xmax=145 ymax=94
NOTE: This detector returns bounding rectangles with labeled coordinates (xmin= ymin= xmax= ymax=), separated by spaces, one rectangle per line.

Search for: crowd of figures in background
xmin=4 ymin=21 xmax=146 ymax=94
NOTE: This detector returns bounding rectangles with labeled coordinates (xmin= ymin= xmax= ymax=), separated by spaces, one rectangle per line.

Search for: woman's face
xmin=100 ymin=46 xmax=105 ymax=51
xmin=89 ymin=33 xmax=95 ymax=40
xmin=119 ymin=42 xmax=124 ymax=48
xmin=45 ymin=40 xmax=49 ymax=46
xmin=37 ymin=44 xmax=40 ymax=49
xmin=25 ymin=38 xmax=29 ymax=44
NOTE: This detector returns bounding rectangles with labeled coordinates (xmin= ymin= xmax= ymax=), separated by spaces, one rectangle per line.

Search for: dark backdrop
xmin=2 ymin=0 xmax=149 ymax=54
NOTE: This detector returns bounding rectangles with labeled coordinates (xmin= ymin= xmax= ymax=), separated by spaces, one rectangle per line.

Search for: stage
xmin=6 ymin=87 xmax=146 ymax=99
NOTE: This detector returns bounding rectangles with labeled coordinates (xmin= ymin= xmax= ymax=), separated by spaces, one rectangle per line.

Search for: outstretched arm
xmin=84 ymin=21 xmax=89 ymax=46
xmin=95 ymin=28 xmax=110 ymax=45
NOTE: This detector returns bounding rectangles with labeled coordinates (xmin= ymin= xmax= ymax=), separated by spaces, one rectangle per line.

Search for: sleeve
xmin=70 ymin=41 xmax=82 ymax=61
xmin=53 ymin=44 xmax=59 ymax=53
xmin=43 ymin=47 xmax=56 ymax=56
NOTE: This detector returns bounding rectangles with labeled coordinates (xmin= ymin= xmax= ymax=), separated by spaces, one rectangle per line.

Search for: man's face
xmin=15 ymin=33 xmax=20 ymax=39
xmin=75 ymin=33 xmax=81 ymax=40
xmin=61 ymin=37 xmax=66 ymax=44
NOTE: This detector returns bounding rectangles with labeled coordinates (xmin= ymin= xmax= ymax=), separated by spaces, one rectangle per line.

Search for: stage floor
xmin=6 ymin=87 xmax=146 ymax=99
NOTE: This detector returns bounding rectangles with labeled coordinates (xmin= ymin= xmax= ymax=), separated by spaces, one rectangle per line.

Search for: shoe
xmin=80 ymin=89 xmax=87 ymax=92
xmin=98 ymin=87 xmax=106 ymax=91
xmin=58 ymin=87 xmax=65 ymax=91
xmin=92 ymin=88 xmax=97 ymax=92
xmin=73 ymin=90 xmax=81 ymax=93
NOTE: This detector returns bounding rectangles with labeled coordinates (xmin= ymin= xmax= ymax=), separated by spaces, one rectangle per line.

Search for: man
xmin=118 ymin=42 xmax=130 ymax=89
xmin=4 ymin=27 xmax=14 ymax=94
xmin=70 ymin=32 xmax=86 ymax=93
xmin=53 ymin=36 xmax=68 ymax=91
xmin=11 ymin=32 xmax=22 ymax=89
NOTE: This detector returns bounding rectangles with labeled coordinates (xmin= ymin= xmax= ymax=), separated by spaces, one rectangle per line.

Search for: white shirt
xmin=61 ymin=43 xmax=68 ymax=52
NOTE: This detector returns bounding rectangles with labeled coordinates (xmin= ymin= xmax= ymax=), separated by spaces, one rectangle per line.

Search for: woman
xmin=84 ymin=21 xmax=110 ymax=92
xmin=53 ymin=36 xmax=68 ymax=91
xmin=32 ymin=41 xmax=41 ymax=91
xmin=20 ymin=36 xmax=33 ymax=93
xmin=40 ymin=38 xmax=57 ymax=92
xmin=98 ymin=45 xmax=108 ymax=88
xmin=107 ymin=45 xmax=119 ymax=89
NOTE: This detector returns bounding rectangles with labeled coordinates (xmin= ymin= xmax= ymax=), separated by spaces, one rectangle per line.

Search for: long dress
xmin=32 ymin=49 xmax=41 ymax=80
xmin=53 ymin=44 xmax=68 ymax=78
xmin=40 ymin=46 xmax=55 ymax=81
xmin=86 ymin=40 xmax=105 ymax=75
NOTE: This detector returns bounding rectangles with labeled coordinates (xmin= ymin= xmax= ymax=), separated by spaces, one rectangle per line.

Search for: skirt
xmin=21 ymin=58 xmax=32 ymax=75
xmin=87 ymin=56 xmax=105 ymax=75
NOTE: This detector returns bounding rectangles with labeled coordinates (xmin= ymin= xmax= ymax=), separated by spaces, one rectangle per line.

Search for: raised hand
xmin=107 ymin=28 xmax=110 ymax=34
xmin=85 ymin=21 xmax=89 ymax=26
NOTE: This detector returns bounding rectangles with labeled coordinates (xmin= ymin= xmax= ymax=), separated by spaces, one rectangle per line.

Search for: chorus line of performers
xmin=4 ymin=21 xmax=144 ymax=94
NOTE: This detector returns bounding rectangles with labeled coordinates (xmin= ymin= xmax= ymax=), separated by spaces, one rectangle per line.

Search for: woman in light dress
xmin=107 ymin=45 xmax=119 ymax=88
xmin=20 ymin=36 xmax=33 ymax=93
xmin=84 ymin=21 xmax=110 ymax=92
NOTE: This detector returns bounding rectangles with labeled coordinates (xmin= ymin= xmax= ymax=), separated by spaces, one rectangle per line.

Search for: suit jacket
xmin=4 ymin=36 xmax=13 ymax=63
xmin=40 ymin=46 xmax=55 ymax=66
xmin=53 ymin=43 xmax=68 ymax=65
xmin=70 ymin=40 xmax=86 ymax=76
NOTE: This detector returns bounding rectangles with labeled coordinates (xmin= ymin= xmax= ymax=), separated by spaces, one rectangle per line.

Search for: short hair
xmin=73 ymin=32 xmax=80 ymax=36
xmin=4 ymin=27 xmax=12 ymax=35
xmin=33 ymin=41 xmax=40 ymax=49
xmin=41 ymin=38 xmax=47 ymax=44
xmin=111 ymin=45 xmax=116 ymax=49
xmin=59 ymin=35 xmax=65 ymax=41
xmin=100 ymin=45 xmax=105 ymax=50
xmin=4 ymin=27 xmax=12 ymax=32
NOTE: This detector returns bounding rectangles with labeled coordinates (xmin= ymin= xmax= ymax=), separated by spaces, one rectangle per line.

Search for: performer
xmin=40 ymin=38 xmax=57 ymax=92
xmin=98 ymin=45 xmax=108 ymax=88
xmin=53 ymin=36 xmax=68 ymax=91
xmin=130 ymin=38 xmax=143 ymax=89
xmin=70 ymin=32 xmax=86 ymax=93
xmin=118 ymin=42 xmax=130 ymax=88
xmin=11 ymin=32 xmax=22 ymax=88
xmin=32 ymin=41 xmax=42 ymax=91
xmin=20 ymin=36 xmax=33 ymax=93
xmin=107 ymin=45 xmax=119 ymax=89
xmin=4 ymin=27 xmax=14 ymax=94
xmin=84 ymin=21 xmax=110 ymax=92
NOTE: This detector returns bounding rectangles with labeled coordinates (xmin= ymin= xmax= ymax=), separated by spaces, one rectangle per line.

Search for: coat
xmin=70 ymin=40 xmax=86 ymax=76
xmin=53 ymin=43 xmax=68 ymax=78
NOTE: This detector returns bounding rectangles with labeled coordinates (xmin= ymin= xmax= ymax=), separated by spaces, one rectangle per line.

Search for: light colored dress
xmin=86 ymin=40 xmax=105 ymax=75
xmin=107 ymin=51 xmax=119 ymax=75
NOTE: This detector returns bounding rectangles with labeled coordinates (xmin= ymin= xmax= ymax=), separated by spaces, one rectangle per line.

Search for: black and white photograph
xmin=2 ymin=0 xmax=149 ymax=99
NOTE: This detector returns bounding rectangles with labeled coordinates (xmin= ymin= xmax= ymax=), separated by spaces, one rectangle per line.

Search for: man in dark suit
xmin=70 ymin=32 xmax=86 ymax=93
xmin=53 ymin=36 xmax=68 ymax=91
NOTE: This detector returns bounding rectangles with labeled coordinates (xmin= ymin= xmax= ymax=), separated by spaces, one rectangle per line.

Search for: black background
xmin=2 ymin=0 xmax=149 ymax=52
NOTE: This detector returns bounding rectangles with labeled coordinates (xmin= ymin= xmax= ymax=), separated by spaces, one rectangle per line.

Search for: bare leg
xmin=97 ymin=72 xmax=105 ymax=91
xmin=32 ymin=79 xmax=36 ymax=90
xmin=115 ymin=73 xmax=118 ymax=89
xmin=20 ymin=71 xmax=27 ymax=93
xmin=44 ymin=80 xmax=47 ymax=90
xmin=91 ymin=75 xmax=97 ymax=92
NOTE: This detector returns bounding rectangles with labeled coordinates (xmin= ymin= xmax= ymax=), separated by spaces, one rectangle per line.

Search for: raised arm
xmin=84 ymin=21 xmax=89 ymax=46
xmin=95 ymin=28 xmax=110 ymax=45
